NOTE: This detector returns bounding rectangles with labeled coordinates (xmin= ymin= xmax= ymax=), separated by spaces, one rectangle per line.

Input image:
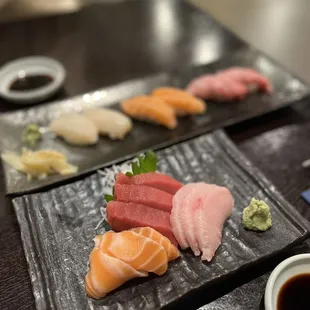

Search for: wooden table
xmin=0 ymin=1 xmax=309 ymax=309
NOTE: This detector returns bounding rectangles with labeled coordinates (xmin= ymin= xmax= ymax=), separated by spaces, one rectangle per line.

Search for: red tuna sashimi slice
xmin=116 ymin=172 xmax=182 ymax=195
xmin=222 ymin=67 xmax=272 ymax=93
xmin=106 ymin=201 xmax=178 ymax=246
xmin=192 ymin=183 xmax=234 ymax=261
xmin=114 ymin=183 xmax=173 ymax=212
xmin=186 ymin=75 xmax=217 ymax=99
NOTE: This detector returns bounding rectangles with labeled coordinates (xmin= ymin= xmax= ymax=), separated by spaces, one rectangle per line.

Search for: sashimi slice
xmin=115 ymin=172 xmax=182 ymax=195
xmin=152 ymin=87 xmax=206 ymax=115
xmin=222 ymin=67 xmax=272 ymax=93
xmin=192 ymin=184 xmax=234 ymax=261
xmin=107 ymin=201 xmax=178 ymax=246
xmin=85 ymin=247 xmax=147 ymax=299
xmin=185 ymin=75 xmax=217 ymax=99
xmin=131 ymin=227 xmax=180 ymax=261
xmin=216 ymin=73 xmax=248 ymax=100
xmin=121 ymin=95 xmax=177 ymax=129
xmin=171 ymin=183 xmax=197 ymax=250
xmin=97 ymin=231 xmax=168 ymax=275
xmin=114 ymin=183 xmax=173 ymax=212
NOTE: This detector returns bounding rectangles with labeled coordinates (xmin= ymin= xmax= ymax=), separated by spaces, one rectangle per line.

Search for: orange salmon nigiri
xmin=85 ymin=247 xmax=147 ymax=299
xmin=121 ymin=95 xmax=177 ymax=129
xmin=98 ymin=231 xmax=168 ymax=276
xmin=131 ymin=227 xmax=180 ymax=261
xmin=152 ymin=87 xmax=206 ymax=115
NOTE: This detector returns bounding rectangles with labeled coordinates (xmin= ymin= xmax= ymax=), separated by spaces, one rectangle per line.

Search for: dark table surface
xmin=1 ymin=1 xmax=310 ymax=309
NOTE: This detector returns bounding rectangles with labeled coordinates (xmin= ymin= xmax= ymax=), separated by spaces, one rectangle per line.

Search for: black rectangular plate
xmin=12 ymin=130 xmax=309 ymax=310
xmin=1 ymin=46 xmax=309 ymax=195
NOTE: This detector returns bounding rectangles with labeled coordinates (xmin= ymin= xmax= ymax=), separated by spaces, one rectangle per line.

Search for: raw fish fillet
xmin=171 ymin=183 xmax=234 ymax=261
xmin=115 ymin=172 xmax=182 ymax=195
xmin=193 ymin=184 xmax=233 ymax=261
xmin=97 ymin=231 xmax=168 ymax=275
xmin=186 ymin=75 xmax=217 ymax=99
xmin=152 ymin=87 xmax=206 ymax=115
xmin=131 ymin=227 xmax=180 ymax=261
xmin=85 ymin=247 xmax=147 ymax=299
xmin=121 ymin=95 xmax=177 ymax=129
xmin=216 ymin=73 xmax=248 ymax=100
xmin=83 ymin=108 xmax=132 ymax=140
xmin=49 ymin=113 xmax=98 ymax=145
xmin=107 ymin=201 xmax=178 ymax=246
xmin=114 ymin=183 xmax=173 ymax=212
xmin=221 ymin=67 xmax=272 ymax=93
xmin=171 ymin=183 xmax=196 ymax=250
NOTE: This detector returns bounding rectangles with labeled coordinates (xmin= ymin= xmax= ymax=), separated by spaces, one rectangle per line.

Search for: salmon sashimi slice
xmin=107 ymin=201 xmax=178 ymax=246
xmin=121 ymin=95 xmax=177 ymax=129
xmin=97 ymin=231 xmax=168 ymax=275
xmin=131 ymin=227 xmax=180 ymax=261
xmin=114 ymin=183 xmax=173 ymax=212
xmin=152 ymin=87 xmax=206 ymax=115
xmin=192 ymin=183 xmax=234 ymax=261
xmin=85 ymin=247 xmax=147 ymax=299
xmin=221 ymin=67 xmax=272 ymax=93
xmin=115 ymin=172 xmax=182 ymax=195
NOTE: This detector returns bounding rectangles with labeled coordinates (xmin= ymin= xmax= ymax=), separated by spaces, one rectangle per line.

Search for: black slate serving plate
xmin=1 ymin=46 xmax=309 ymax=195
xmin=12 ymin=130 xmax=309 ymax=310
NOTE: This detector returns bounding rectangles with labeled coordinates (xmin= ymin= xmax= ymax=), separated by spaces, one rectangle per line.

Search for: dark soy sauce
xmin=277 ymin=273 xmax=310 ymax=310
xmin=10 ymin=75 xmax=53 ymax=91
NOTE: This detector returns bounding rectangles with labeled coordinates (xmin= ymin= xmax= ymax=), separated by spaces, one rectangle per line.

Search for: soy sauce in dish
xmin=10 ymin=74 xmax=53 ymax=91
xmin=277 ymin=273 xmax=310 ymax=310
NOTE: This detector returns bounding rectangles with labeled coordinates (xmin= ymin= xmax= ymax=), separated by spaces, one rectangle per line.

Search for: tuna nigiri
xmin=85 ymin=247 xmax=147 ymax=299
xmin=83 ymin=108 xmax=132 ymax=140
xmin=152 ymin=87 xmax=206 ymax=115
xmin=131 ymin=227 xmax=180 ymax=261
xmin=121 ymin=95 xmax=177 ymax=129
xmin=50 ymin=113 xmax=98 ymax=145
xmin=115 ymin=172 xmax=182 ymax=195
xmin=97 ymin=231 xmax=168 ymax=275
xmin=107 ymin=201 xmax=178 ymax=246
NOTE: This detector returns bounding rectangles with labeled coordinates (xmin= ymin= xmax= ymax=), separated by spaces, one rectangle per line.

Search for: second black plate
xmin=12 ymin=130 xmax=309 ymax=310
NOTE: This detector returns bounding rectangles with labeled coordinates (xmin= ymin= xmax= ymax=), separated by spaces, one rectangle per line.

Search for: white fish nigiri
xmin=83 ymin=108 xmax=132 ymax=140
xmin=50 ymin=113 xmax=98 ymax=145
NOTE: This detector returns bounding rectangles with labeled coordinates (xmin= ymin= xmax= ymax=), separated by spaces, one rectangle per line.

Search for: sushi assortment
xmin=85 ymin=228 xmax=180 ymax=299
xmin=121 ymin=87 xmax=207 ymax=129
xmin=49 ymin=108 xmax=133 ymax=145
xmin=186 ymin=67 xmax=272 ymax=101
xmin=86 ymin=151 xmax=237 ymax=299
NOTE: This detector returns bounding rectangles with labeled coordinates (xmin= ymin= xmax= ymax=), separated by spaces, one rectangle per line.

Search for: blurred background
xmin=2 ymin=0 xmax=309 ymax=85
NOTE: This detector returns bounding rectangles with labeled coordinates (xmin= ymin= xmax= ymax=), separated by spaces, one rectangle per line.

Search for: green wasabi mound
xmin=242 ymin=198 xmax=272 ymax=231
xmin=22 ymin=124 xmax=42 ymax=147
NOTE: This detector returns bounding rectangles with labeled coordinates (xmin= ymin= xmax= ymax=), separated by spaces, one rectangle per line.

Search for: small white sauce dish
xmin=0 ymin=56 xmax=66 ymax=104
xmin=265 ymin=253 xmax=310 ymax=310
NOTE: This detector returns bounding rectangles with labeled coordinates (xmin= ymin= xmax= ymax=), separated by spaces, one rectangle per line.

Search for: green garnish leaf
xmin=104 ymin=194 xmax=114 ymax=202
xmin=141 ymin=150 xmax=157 ymax=173
xmin=125 ymin=172 xmax=134 ymax=176
xmin=131 ymin=162 xmax=142 ymax=175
